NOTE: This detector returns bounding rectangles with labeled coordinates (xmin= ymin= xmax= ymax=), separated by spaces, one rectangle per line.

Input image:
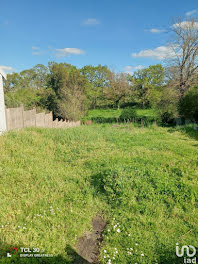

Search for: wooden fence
xmin=5 ymin=106 xmax=80 ymax=131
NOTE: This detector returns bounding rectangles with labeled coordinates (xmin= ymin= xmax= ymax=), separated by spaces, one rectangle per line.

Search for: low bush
xmin=119 ymin=108 xmax=137 ymax=121
xmin=178 ymin=86 xmax=198 ymax=122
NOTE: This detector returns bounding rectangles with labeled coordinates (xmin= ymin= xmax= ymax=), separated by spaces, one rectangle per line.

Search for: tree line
xmin=4 ymin=18 xmax=198 ymax=123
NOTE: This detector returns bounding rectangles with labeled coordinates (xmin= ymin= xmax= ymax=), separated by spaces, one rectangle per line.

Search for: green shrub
xmin=119 ymin=108 xmax=137 ymax=121
xmin=157 ymin=111 xmax=176 ymax=126
xmin=178 ymin=86 xmax=198 ymax=121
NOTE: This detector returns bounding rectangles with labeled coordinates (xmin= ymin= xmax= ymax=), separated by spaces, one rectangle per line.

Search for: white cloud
xmin=32 ymin=51 xmax=43 ymax=55
xmin=149 ymin=28 xmax=167 ymax=33
xmin=32 ymin=46 xmax=44 ymax=55
xmin=172 ymin=21 xmax=198 ymax=29
xmin=83 ymin=18 xmax=100 ymax=25
xmin=124 ymin=65 xmax=145 ymax=74
xmin=0 ymin=65 xmax=14 ymax=78
xmin=0 ymin=65 xmax=14 ymax=73
xmin=56 ymin=48 xmax=85 ymax=57
xmin=185 ymin=9 xmax=197 ymax=17
xmin=132 ymin=45 xmax=177 ymax=60
xmin=32 ymin=46 xmax=40 ymax=50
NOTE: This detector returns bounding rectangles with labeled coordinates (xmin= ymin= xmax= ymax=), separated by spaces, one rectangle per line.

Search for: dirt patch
xmin=76 ymin=216 xmax=107 ymax=263
xmin=84 ymin=120 xmax=92 ymax=125
xmin=112 ymin=124 xmax=120 ymax=127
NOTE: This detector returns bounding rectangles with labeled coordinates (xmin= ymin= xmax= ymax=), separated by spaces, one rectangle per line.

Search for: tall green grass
xmin=0 ymin=124 xmax=197 ymax=263
xmin=82 ymin=108 xmax=157 ymax=124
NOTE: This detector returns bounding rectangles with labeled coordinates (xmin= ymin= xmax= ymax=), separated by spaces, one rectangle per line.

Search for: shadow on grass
xmin=84 ymin=117 xmax=119 ymax=124
xmin=156 ymin=245 xmax=183 ymax=264
xmin=83 ymin=117 xmax=156 ymax=126
xmin=182 ymin=126 xmax=198 ymax=141
xmin=0 ymin=240 xmax=89 ymax=264
xmin=172 ymin=126 xmax=198 ymax=142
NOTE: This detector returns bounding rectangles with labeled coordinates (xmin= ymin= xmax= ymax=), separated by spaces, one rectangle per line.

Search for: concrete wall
xmin=23 ymin=109 xmax=36 ymax=128
xmin=45 ymin=112 xmax=53 ymax=128
xmin=5 ymin=106 xmax=80 ymax=131
xmin=36 ymin=112 xmax=45 ymax=127
xmin=6 ymin=106 xmax=24 ymax=130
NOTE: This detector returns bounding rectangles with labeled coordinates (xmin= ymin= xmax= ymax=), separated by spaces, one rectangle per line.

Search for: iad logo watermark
xmin=176 ymin=243 xmax=197 ymax=263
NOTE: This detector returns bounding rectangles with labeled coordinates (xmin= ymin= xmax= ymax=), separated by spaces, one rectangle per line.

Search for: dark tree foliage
xmin=179 ymin=86 xmax=198 ymax=121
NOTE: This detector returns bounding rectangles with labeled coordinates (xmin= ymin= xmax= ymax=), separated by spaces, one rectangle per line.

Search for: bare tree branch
xmin=167 ymin=17 xmax=198 ymax=97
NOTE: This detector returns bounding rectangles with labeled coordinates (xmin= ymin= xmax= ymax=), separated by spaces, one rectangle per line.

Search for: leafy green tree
xmin=32 ymin=64 xmax=49 ymax=89
xmin=80 ymin=65 xmax=110 ymax=108
xmin=20 ymin=69 xmax=37 ymax=89
xmin=105 ymin=72 xmax=131 ymax=109
xmin=47 ymin=62 xmax=91 ymax=120
xmin=19 ymin=64 xmax=48 ymax=90
xmin=4 ymin=64 xmax=51 ymax=111
xmin=5 ymin=87 xmax=45 ymax=110
xmin=4 ymin=73 xmax=22 ymax=92
xmin=132 ymin=64 xmax=164 ymax=108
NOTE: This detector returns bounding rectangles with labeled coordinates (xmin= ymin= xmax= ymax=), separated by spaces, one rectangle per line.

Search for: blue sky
xmin=0 ymin=0 xmax=197 ymax=74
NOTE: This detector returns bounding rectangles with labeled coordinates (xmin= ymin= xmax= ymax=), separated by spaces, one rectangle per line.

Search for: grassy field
xmin=82 ymin=108 xmax=157 ymax=123
xmin=0 ymin=124 xmax=197 ymax=263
